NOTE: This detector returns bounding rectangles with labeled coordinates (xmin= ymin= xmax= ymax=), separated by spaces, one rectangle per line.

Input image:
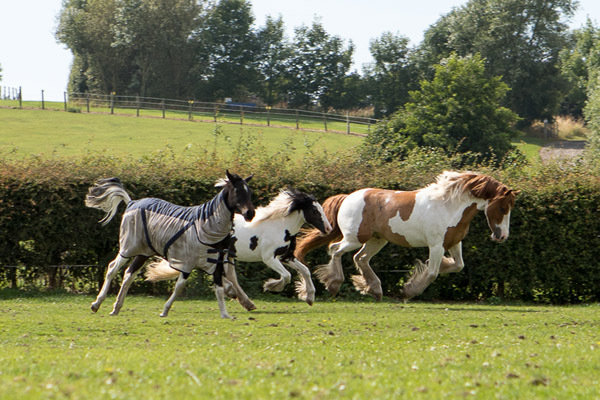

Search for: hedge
xmin=1 ymin=152 xmax=599 ymax=303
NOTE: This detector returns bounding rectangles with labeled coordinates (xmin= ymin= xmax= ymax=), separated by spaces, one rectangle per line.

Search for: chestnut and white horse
xmin=295 ymin=171 xmax=518 ymax=301
xmin=85 ymin=171 xmax=256 ymax=319
xmin=145 ymin=189 xmax=332 ymax=305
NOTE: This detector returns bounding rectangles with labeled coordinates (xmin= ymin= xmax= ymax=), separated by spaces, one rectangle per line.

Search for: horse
xmin=85 ymin=170 xmax=256 ymax=319
xmin=145 ymin=188 xmax=333 ymax=305
xmin=295 ymin=171 xmax=518 ymax=301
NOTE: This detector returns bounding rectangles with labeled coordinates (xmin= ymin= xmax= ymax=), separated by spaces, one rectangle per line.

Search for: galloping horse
xmin=145 ymin=188 xmax=332 ymax=305
xmin=295 ymin=171 xmax=518 ymax=301
xmin=85 ymin=171 xmax=255 ymax=318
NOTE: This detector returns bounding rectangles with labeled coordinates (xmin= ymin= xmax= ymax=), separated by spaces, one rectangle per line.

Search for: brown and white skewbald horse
xmin=295 ymin=171 xmax=519 ymax=301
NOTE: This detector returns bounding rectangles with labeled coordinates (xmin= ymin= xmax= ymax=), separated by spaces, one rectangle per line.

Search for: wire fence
xmin=0 ymin=87 xmax=379 ymax=135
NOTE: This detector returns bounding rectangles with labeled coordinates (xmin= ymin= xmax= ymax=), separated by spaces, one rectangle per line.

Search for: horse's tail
xmin=144 ymin=259 xmax=179 ymax=282
xmin=85 ymin=177 xmax=132 ymax=225
xmin=295 ymin=194 xmax=347 ymax=263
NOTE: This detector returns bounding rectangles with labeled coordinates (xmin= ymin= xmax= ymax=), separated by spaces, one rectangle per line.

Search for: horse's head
xmin=289 ymin=190 xmax=332 ymax=235
xmin=484 ymin=188 xmax=519 ymax=242
xmin=223 ymin=170 xmax=255 ymax=222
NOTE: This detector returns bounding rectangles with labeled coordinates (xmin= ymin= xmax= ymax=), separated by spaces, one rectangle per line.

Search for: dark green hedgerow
xmin=1 ymin=148 xmax=599 ymax=303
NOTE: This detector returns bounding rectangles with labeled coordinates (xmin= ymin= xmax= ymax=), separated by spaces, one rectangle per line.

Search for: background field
xmin=1 ymin=294 xmax=599 ymax=400
xmin=0 ymin=108 xmax=363 ymax=159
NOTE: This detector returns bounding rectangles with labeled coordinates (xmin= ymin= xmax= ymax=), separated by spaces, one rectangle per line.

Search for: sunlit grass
xmin=0 ymin=293 xmax=598 ymax=399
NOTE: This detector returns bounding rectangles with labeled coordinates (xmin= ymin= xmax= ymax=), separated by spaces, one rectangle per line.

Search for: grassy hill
xmin=0 ymin=108 xmax=363 ymax=159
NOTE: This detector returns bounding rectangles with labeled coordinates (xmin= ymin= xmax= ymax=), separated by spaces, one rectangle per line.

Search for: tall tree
xmin=419 ymin=0 xmax=576 ymax=124
xmin=285 ymin=19 xmax=354 ymax=110
xmin=363 ymin=32 xmax=414 ymax=118
xmin=255 ymin=15 xmax=291 ymax=106
xmin=365 ymin=54 xmax=518 ymax=163
xmin=193 ymin=0 xmax=258 ymax=101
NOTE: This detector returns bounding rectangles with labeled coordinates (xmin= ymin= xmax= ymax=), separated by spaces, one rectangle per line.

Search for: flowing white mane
xmin=424 ymin=171 xmax=478 ymax=201
xmin=250 ymin=190 xmax=296 ymax=224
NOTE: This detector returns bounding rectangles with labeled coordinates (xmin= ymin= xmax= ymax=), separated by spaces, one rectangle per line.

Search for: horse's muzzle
xmin=491 ymin=227 xmax=507 ymax=242
xmin=242 ymin=208 xmax=255 ymax=222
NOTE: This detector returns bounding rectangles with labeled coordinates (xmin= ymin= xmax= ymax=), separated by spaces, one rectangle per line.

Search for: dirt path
xmin=538 ymin=140 xmax=586 ymax=163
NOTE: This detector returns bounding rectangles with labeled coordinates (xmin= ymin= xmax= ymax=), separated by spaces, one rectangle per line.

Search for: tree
xmin=363 ymin=32 xmax=415 ymax=118
xmin=285 ymin=19 xmax=354 ymax=110
xmin=419 ymin=0 xmax=576 ymax=124
xmin=365 ymin=54 xmax=519 ymax=163
xmin=560 ymin=19 xmax=600 ymax=118
xmin=255 ymin=15 xmax=292 ymax=106
xmin=192 ymin=0 xmax=258 ymax=101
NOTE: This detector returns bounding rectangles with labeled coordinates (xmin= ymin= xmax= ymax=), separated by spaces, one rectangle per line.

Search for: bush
xmin=1 ymin=149 xmax=599 ymax=303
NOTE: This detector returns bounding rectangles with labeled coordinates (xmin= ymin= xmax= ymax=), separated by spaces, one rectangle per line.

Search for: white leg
xmin=262 ymin=257 xmax=292 ymax=292
xmin=439 ymin=242 xmax=465 ymax=274
xmin=160 ymin=273 xmax=187 ymax=317
xmin=351 ymin=238 xmax=387 ymax=300
xmin=215 ymin=285 xmax=232 ymax=319
xmin=91 ymin=255 xmax=128 ymax=312
xmin=223 ymin=263 xmax=256 ymax=311
xmin=316 ymin=238 xmax=362 ymax=296
xmin=285 ymin=259 xmax=316 ymax=305
xmin=402 ymin=245 xmax=444 ymax=301
xmin=110 ymin=256 xmax=148 ymax=315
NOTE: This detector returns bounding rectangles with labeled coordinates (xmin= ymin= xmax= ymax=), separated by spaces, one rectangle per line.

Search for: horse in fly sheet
xmin=85 ymin=170 xmax=255 ymax=318
xmin=145 ymin=188 xmax=332 ymax=305
xmin=294 ymin=171 xmax=518 ymax=301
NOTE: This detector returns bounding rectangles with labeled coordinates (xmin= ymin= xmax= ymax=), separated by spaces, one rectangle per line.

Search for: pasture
xmin=1 ymin=294 xmax=598 ymax=399
xmin=0 ymin=108 xmax=362 ymax=159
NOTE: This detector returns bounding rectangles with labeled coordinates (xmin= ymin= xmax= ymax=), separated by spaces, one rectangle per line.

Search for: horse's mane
xmin=250 ymin=189 xmax=314 ymax=224
xmin=426 ymin=171 xmax=515 ymax=205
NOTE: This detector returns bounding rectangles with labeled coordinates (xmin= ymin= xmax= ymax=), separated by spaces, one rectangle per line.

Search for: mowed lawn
xmin=0 ymin=108 xmax=363 ymax=159
xmin=0 ymin=294 xmax=598 ymax=399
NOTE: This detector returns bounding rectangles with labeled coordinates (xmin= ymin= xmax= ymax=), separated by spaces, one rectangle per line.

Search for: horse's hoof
xmin=90 ymin=303 xmax=99 ymax=313
xmin=306 ymin=298 xmax=314 ymax=306
xmin=159 ymin=313 xmax=167 ymax=318
xmin=373 ymin=293 xmax=383 ymax=302
xmin=109 ymin=310 xmax=119 ymax=316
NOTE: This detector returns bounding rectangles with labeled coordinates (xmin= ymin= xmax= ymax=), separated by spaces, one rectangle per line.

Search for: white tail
xmin=85 ymin=178 xmax=132 ymax=225
xmin=145 ymin=259 xmax=180 ymax=282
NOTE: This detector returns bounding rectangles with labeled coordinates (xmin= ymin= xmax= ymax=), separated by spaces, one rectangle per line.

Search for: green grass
xmin=0 ymin=107 xmax=363 ymax=159
xmin=1 ymin=293 xmax=598 ymax=399
xmin=512 ymin=136 xmax=546 ymax=162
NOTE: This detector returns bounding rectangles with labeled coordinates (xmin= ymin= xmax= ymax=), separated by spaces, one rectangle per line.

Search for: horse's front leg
xmin=402 ymin=245 xmax=444 ymax=301
xmin=439 ymin=242 xmax=465 ymax=275
xmin=91 ymin=255 xmax=129 ymax=312
xmin=223 ymin=263 xmax=256 ymax=311
xmin=285 ymin=259 xmax=316 ymax=306
xmin=351 ymin=238 xmax=387 ymax=301
xmin=160 ymin=273 xmax=188 ymax=317
xmin=262 ymin=257 xmax=292 ymax=293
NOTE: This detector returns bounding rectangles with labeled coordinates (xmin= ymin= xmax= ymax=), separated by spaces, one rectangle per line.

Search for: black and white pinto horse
xmin=85 ymin=171 xmax=255 ymax=319
xmin=145 ymin=189 xmax=332 ymax=305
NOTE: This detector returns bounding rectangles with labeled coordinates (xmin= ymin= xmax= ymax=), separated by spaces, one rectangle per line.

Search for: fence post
xmin=136 ymin=95 xmax=140 ymax=117
xmin=214 ymin=105 xmax=218 ymax=122
xmin=86 ymin=94 xmax=90 ymax=113
xmin=266 ymin=106 xmax=271 ymax=126
xmin=162 ymin=99 xmax=165 ymax=118
xmin=41 ymin=90 xmax=45 ymax=110
xmin=188 ymin=100 xmax=194 ymax=120
xmin=295 ymin=110 xmax=299 ymax=130
xmin=323 ymin=112 xmax=328 ymax=132
xmin=19 ymin=87 xmax=22 ymax=109
xmin=346 ymin=112 xmax=350 ymax=134
xmin=240 ymin=105 xmax=244 ymax=125
xmin=110 ymin=92 xmax=115 ymax=114
xmin=64 ymin=92 xmax=67 ymax=111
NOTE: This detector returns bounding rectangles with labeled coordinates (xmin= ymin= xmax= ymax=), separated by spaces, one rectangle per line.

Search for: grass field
xmin=0 ymin=107 xmax=363 ymax=159
xmin=1 ymin=293 xmax=598 ymax=399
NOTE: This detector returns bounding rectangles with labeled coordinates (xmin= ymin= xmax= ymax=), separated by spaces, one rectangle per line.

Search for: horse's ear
xmin=509 ymin=189 xmax=521 ymax=196
xmin=244 ymin=174 xmax=254 ymax=183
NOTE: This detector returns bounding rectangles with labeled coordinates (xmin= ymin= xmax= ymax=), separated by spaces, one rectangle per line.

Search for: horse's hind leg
xmin=351 ymin=238 xmax=387 ymax=301
xmin=223 ymin=263 xmax=256 ymax=311
xmin=160 ymin=273 xmax=188 ymax=317
xmin=110 ymin=255 xmax=149 ymax=316
xmin=262 ymin=257 xmax=292 ymax=293
xmin=91 ymin=255 xmax=129 ymax=312
xmin=439 ymin=243 xmax=464 ymax=274
xmin=316 ymin=238 xmax=361 ymax=297
xmin=285 ymin=259 xmax=316 ymax=305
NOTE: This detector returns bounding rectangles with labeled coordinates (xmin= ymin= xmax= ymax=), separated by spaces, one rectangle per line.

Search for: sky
xmin=0 ymin=0 xmax=599 ymax=101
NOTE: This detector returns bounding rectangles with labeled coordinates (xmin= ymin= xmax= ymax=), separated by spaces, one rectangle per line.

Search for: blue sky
xmin=1 ymin=0 xmax=598 ymax=101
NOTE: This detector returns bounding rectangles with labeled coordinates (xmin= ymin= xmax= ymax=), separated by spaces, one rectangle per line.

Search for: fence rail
xmin=1 ymin=88 xmax=379 ymax=135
